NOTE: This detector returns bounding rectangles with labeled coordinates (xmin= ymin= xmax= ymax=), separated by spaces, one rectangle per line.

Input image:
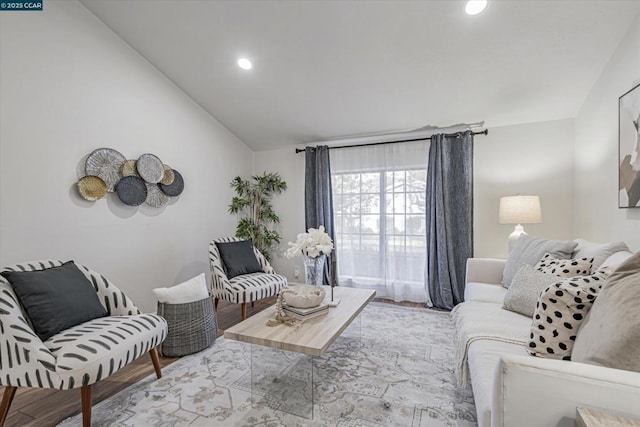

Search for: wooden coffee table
xmin=224 ymin=285 xmax=375 ymax=418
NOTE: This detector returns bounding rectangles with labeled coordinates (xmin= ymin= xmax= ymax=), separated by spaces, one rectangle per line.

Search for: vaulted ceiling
xmin=81 ymin=0 xmax=640 ymax=151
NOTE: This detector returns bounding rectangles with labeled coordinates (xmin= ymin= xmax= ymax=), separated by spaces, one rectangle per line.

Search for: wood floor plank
xmin=0 ymin=294 xmax=421 ymax=425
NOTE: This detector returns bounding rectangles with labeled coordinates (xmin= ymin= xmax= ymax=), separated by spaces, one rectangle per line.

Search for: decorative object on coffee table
xmin=282 ymin=284 xmax=326 ymax=308
xmin=302 ymin=254 xmax=326 ymax=286
xmin=285 ymin=226 xmax=334 ymax=286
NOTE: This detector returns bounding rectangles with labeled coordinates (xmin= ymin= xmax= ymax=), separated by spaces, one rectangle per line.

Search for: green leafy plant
xmin=228 ymin=172 xmax=287 ymax=261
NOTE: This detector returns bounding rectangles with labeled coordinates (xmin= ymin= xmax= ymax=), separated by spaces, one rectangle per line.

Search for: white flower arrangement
xmin=285 ymin=226 xmax=334 ymax=259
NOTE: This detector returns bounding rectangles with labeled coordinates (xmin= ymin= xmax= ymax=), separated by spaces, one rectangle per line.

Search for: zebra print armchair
xmin=209 ymin=238 xmax=287 ymax=320
xmin=0 ymin=260 xmax=168 ymax=427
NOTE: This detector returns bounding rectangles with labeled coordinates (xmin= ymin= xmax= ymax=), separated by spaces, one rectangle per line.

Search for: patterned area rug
xmin=60 ymin=303 xmax=476 ymax=426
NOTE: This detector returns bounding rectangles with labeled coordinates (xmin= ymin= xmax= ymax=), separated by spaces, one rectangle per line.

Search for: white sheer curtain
xmin=330 ymin=140 xmax=430 ymax=302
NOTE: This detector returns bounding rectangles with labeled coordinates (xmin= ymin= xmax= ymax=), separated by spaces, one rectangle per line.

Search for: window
xmin=332 ymin=168 xmax=427 ymax=288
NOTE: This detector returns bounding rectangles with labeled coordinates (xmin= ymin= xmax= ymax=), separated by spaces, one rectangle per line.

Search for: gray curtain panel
xmin=426 ymin=131 xmax=474 ymax=310
xmin=305 ymin=146 xmax=336 ymax=285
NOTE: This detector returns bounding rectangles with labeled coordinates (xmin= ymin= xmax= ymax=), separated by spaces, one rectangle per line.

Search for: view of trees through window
xmin=332 ymin=168 xmax=427 ymax=285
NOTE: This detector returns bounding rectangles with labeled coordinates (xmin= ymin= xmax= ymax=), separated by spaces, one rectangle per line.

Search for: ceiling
xmin=80 ymin=0 xmax=640 ymax=151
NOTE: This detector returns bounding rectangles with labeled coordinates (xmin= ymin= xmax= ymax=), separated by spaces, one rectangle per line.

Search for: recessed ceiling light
xmin=237 ymin=58 xmax=252 ymax=70
xmin=465 ymin=0 xmax=487 ymax=15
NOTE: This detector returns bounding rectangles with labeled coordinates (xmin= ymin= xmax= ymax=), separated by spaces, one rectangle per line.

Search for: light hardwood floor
xmin=1 ymin=295 xmax=424 ymax=426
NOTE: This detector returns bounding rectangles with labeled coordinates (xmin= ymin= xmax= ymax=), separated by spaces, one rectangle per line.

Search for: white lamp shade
xmin=499 ymin=195 xmax=542 ymax=224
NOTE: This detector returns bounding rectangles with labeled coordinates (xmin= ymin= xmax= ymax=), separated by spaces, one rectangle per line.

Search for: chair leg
xmin=81 ymin=384 xmax=92 ymax=427
xmin=214 ymin=297 xmax=219 ymax=309
xmin=0 ymin=386 xmax=17 ymax=426
xmin=149 ymin=347 xmax=162 ymax=379
xmin=241 ymin=302 xmax=247 ymax=321
xmin=251 ymin=301 xmax=255 ymax=308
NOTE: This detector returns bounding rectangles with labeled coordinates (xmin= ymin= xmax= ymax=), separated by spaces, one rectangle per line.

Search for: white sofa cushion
xmin=464 ymin=282 xmax=508 ymax=304
xmin=573 ymin=239 xmax=629 ymax=269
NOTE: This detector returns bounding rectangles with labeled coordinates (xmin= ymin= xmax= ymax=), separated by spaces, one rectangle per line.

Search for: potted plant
xmin=228 ymin=172 xmax=287 ymax=261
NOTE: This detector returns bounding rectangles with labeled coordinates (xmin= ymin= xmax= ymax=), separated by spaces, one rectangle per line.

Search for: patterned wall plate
xmin=115 ymin=176 xmax=147 ymax=206
xmin=77 ymin=176 xmax=107 ymax=201
xmin=85 ymin=148 xmax=126 ymax=192
xmin=121 ymin=159 xmax=140 ymax=177
xmin=160 ymin=164 xmax=175 ymax=185
xmin=145 ymin=183 xmax=170 ymax=208
xmin=137 ymin=153 xmax=164 ymax=184
xmin=159 ymin=169 xmax=184 ymax=197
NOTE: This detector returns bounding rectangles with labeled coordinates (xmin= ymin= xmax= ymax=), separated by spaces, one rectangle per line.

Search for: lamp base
xmin=508 ymin=224 xmax=527 ymax=252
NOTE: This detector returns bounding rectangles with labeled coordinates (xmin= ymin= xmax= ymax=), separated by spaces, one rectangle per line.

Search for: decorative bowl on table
xmin=282 ymin=284 xmax=326 ymax=308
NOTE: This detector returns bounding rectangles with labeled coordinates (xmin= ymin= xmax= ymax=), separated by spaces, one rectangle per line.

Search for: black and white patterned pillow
xmin=534 ymin=253 xmax=593 ymax=277
xmin=527 ymin=269 xmax=610 ymax=360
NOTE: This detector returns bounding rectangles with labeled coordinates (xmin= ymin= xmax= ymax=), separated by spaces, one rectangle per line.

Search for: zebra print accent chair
xmin=209 ymin=238 xmax=287 ymax=320
xmin=0 ymin=260 xmax=168 ymax=427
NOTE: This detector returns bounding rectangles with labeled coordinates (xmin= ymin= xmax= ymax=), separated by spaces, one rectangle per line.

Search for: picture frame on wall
xmin=619 ymin=83 xmax=640 ymax=208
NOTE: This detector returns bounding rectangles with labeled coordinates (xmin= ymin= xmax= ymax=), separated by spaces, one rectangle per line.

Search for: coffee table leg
xmin=250 ymin=345 xmax=314 ymax=419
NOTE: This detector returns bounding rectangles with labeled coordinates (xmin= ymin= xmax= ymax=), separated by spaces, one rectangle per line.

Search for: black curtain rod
xmin=295 ymin=129 xmax=488 ymax=153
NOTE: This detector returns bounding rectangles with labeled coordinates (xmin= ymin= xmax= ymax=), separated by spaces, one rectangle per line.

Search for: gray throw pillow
xmin=572 ymin=251 xmax=640 ymax=372
xmin=573 ymin=239 xmax=630 ymax=269
xmin=502 ymin=235 xmax=577 ymax=288
xmin=0 ymin=261 xmax=108 ymax=341
xmin=503 ymin=265 xmax=561 ymax=317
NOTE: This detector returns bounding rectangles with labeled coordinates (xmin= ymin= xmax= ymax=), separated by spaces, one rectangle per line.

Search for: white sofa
xmin=455 ymin=245 xmax=640 ymax=427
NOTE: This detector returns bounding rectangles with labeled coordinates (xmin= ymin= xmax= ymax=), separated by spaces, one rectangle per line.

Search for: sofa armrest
xmin=492 ymin=354 xmax=640 ymax=427
xmin=465 ymin=258 xmax=505 ymax=285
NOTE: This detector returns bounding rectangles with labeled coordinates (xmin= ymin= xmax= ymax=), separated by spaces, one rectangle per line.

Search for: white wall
xmin=253 ymin=148 xmax=306 ymax=281
xmin=255 ymin=118 xmax=575 ymax=279
xmin=0 ymin=1 xmax=253 ymax=312
xmin=475 ymin=119 xmax=575 ymax=257
xmin=574 ymin=13 xmax=640 ymax=251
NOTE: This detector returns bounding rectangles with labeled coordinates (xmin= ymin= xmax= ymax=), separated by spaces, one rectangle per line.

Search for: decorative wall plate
xmin=137 ymin=153 xmax=164 ymax=183
xmin=85 ymin=148 xmax=126 ymax=192
xmin=121 ymin=159 xmax=139 ymax=177
xmin=145 ymin=183 xmax=170 ymax=208
xmin=115 ymin=176 xmax=147 ymax=206
xmin=159 ymin=169 xmax=184 ymax=197
xmin=77 ymin=176 xmax=107 ymax=201
xmin=160 ymin=164 xmax=175 ymax=185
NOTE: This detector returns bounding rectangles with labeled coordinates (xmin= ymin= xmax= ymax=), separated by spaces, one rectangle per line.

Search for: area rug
xmin=59 ymin=303 xmax=476 ymax=426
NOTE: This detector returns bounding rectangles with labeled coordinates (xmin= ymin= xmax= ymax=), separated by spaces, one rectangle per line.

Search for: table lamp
xmin=499 ymin=195 xmax=542 ymax=252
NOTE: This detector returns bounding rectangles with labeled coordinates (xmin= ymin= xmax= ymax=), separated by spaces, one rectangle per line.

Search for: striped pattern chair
xmin=209 ymin=238 xmax=287 ymax=320
xmin=0 ymin=260 xmax=168 ymax=427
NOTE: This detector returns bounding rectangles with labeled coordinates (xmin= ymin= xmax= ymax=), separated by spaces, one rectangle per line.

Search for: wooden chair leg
xmin=214 ymin=297 xmax=219 ymax=309
xmin=149 ymin=347 xmax=162 ymax=379
xmin=251 ymin=301 xmax=255 ymax=308
xmin=241 ymin=302 xmax=247 ymax=320
xmin=81 ymin=384 xmax=92 ymax=427
xmin=0 ymin=386 xmax=17 ymax=426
